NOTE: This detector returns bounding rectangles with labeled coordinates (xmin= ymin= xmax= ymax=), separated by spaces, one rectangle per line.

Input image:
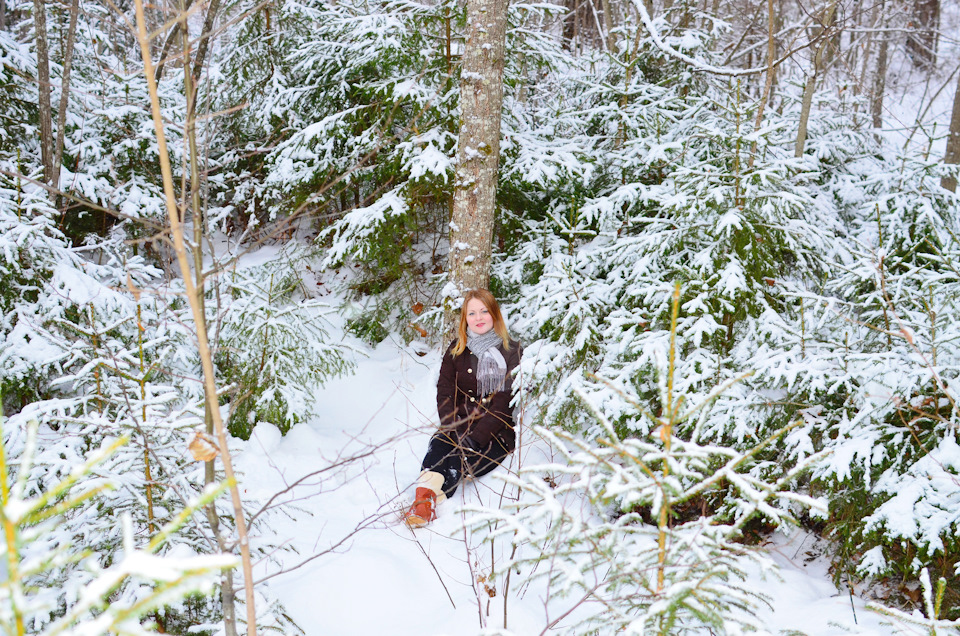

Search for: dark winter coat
xmin=436 ymin=338 xmax=522 ymax=450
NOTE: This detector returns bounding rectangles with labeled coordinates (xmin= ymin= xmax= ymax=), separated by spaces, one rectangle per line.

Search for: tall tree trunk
xmin=192 ymin=0 xmax=222 ymax=87
xmin=52 ymin=0 xmax=80 ymax=195
xmin=795 ymin=0 xmax=837 ymax=157
xmin=748 ymin=0 xmax=776 ymax=169
xmin=856 ymin=0 xmax=881 ymax=101
xmin=906 ymin=0 xmax=939 ymax=69
xmin=942 ymin=71 xmax=960 ymax=193
xmin=871 ymin=0 xmax=888 ymax=130
xmin=599 ymin=0 xmax=615 ymax=52
xmin=33 ymin=0 xmax=55 ymax=189
xmin=446 ymin=0 xmax=509 ymax=326
xmin=178 ymin=1 xmax=233 ymax=631
xmin=562 ymin=0 xmax=576 ymax=49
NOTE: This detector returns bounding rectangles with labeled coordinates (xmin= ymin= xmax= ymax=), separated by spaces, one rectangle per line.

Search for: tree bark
xmin=192 ymin=0 xmax=222 ymax=86
xmin=154 ymin=21 xmax=183 ymax=83
xmin=906 ymin=0 xmax=939 ymax=69
xmin=856 ymin=0 xmax=881 ymax=101
xmin=871 ymin=0 xmax=888 ymax=130
xmin=52 ymin=0 xmax=81 ymax=195
xmin=33 ymin=0 xmax=55 ymax=188
xmin=562 ymin=0 xmax=576 ymax=49
xmin=446 ymin=0 xmax=509 ymax=324
xmin=599 ymin=0 xmax=615 ymax=52
xmin=795 ymin=0 xmax=837 ymax=157
xmin=941 ymin=71 xmax=960 ymax=193
xmin=748 ymin=0 xmax=776 ymax=169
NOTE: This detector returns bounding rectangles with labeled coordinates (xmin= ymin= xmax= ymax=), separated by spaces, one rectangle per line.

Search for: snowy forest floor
xmin=226 ymin=271 xmax=917 ymax=635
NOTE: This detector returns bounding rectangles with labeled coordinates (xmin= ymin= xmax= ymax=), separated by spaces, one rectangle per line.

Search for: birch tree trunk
xmin=32 ymin=0 xmax=55 ymax=188
xmin=942 ymin=71 xmax=960 ymax=193
xmin=599 ymin=0 xmax=615 ymax=52
xmin=446 ymin=0 xmax=509 ymax=321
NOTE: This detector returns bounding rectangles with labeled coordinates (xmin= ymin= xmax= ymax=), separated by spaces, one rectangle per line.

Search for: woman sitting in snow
xmin=405 ymin=289 xmax=522 ymax=527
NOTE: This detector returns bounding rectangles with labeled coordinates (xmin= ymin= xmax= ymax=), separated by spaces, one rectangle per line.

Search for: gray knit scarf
xmin=467 ymin=329 xmax=507 ymax=397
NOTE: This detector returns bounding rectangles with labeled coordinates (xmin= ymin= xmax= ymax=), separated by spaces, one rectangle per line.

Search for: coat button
xmin=468 ymin=368 xmax=473 ymax=373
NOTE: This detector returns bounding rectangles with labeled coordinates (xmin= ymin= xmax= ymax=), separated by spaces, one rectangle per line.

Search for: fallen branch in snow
xmin=247 ymin=447 xmax=381 ymax=527
xmin=410 ymin=530 xmax=458 ymax=610
xmin=249 ymin=510 xmax=387 ymax=589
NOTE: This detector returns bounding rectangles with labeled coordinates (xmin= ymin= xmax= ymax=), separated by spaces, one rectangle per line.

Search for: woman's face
xmin=465 ymin=298 xmax=493 ymax=335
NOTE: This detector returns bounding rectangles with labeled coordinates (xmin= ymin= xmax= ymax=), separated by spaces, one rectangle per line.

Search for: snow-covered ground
xmin=230 ymin=323 xmax=920 ymax=635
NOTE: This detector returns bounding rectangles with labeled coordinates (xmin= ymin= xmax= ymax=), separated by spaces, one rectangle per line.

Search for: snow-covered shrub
xmin=0 ymin=179 xmax=310 ymax=631
xmin=0 ymin=191 xmax=71 ymax=408
xmin=493 ymin=48 xmax=960 ymax=613
xmin=471 ymin=288 xmax=829 ymax=634
xmin=0 ymin=224 xmax=230 ymax=631
xmin=209 ymin=0 xmax=462 ymax=328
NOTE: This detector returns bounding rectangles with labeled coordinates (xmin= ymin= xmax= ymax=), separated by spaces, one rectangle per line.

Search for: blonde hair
xmin=452 ymin=289 xmax=511 ymax=356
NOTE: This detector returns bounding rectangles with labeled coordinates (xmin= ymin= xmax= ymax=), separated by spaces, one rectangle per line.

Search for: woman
xmin=405 ymin=289 xmax=522 ymax=527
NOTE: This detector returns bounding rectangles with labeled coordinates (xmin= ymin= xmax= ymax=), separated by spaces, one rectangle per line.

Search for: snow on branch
xmin=629 ymin=0 xmax=820 ymax=77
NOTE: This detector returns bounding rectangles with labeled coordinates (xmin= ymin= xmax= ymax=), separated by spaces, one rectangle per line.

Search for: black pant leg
xmin=464 ymin=436 xmax=510 ymax=480
xmin=420 ymin=432 xmax=465 ymax=497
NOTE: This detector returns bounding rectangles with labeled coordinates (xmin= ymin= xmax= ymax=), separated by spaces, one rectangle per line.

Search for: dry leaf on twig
xmin=188 ymin=431 xmax=219 ymax=462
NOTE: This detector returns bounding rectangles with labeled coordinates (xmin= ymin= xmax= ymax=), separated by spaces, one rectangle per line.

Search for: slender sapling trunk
xmin=131 ymin=2 xmax=258 ymax=634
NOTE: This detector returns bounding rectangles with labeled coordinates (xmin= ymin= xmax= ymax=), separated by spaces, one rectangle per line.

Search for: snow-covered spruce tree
xmin=469 ymin=287 xmax=829 ymax=634
xmin=211 ymin=0 xmax=577 ymax=339
xmin=213 ymin=0 xmax=460 ymax=298
xmin=498 ymin=57 xmax=843 ymax=449
xmin=19 ymin=0 xmax=183 ymax=247
xmin=0 ymin=135 xmax=311 ymax=634
xmin=0 ymin=26 xmax=35 ymax=160
xmin=491 ymin=9 xmax=709 ymax=389
xmin=0 ymin=207 xmax=316 ymax=631
xmin=0 ymin=209 xmax=231 ymax=631
xmin=680 ymin=100 xmax=960 ymax=614
xmin=0 ymin=191 xmax=73 ymax=409
xmin=213 ymin=244 xmax=354 ymax=439
xmin=802 ymin=136 xmax=960 ymax=613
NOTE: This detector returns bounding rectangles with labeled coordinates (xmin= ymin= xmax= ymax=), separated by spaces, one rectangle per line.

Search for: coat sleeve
xmin=469 ymin=341 xmax=523 ymax=446
xmin=436 ymin=342 xmax=457 ymax=428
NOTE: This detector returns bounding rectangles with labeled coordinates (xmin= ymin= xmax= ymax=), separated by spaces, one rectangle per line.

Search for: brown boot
xmin=405 ymin=487 xmax=437 ymax=528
